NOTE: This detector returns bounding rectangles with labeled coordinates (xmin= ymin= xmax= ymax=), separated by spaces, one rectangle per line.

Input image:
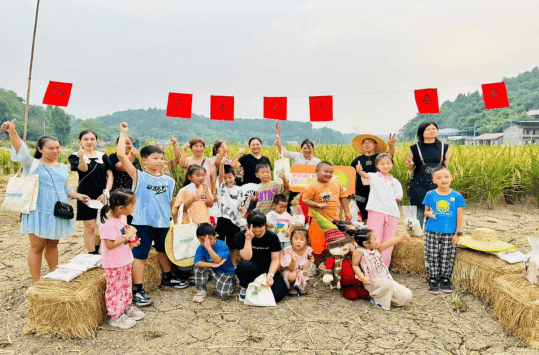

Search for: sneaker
xmin=133 ymin=289 xmax=153 ymax=307
xmin=428 ymin=278 xmax=440 ymax=295
xmin=192 ymin=290 xmax=207 ymax=303
xmin=161 ymin=277 xmax=190 ymax=289
xmin=238 ymin=287 xmax=247 ymax=303
xmin=440 ymin=278 xmax=453 ymax=293
xmin=109 ymin=314 xmax=136 ymax=329
xmin=125 ymin=304 xmax=145 ymax=320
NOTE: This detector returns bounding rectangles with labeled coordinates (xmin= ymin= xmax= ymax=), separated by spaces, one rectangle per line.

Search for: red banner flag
xmin=264 ymin=97 xmax=287 ymax=120
xmin=482 ymin=82 xmax=509 ymax=110
xmin=414 ymin=88 xmax=439 ymax=114
xmin=42 ymin=81 xmax=73 ymax=107
xmin=309 ymin=96 xmax=333 ymax=122
xmin=166 ymin=93 xmax=192 ymax=118
xmin=210 ymin=96 xmax=234 ymax=121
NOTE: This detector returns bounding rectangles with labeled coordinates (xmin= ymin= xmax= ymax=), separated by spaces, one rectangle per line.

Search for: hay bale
xmin=390 ymin=237 xmax=426 ymax=276
xmin=493 ymin=274 xmax=539 ymax=349
xmin=142 ymin=249 xmax=162 ymax=291
xmin=25 ymin=268 xmax=106 ymax=338
xmin=452 ymin=249 xmax=522 ymax=303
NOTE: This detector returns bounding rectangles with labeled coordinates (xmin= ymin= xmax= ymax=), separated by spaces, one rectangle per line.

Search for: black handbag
xmin=44 ymin=166 xmax=75 ymax=220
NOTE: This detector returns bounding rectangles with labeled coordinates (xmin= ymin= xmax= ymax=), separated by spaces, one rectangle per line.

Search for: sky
xmin=1 ymin=0 xmax=538 ymax=135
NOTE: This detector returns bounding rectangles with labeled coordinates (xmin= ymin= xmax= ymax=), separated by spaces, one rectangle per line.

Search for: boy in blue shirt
xmin=193 ymin=223 xmax=236 ymax=303
xmin=118 ymin=122 xmax=187 ymax=307
xmin=423 ymin=166 xmax=466 ymax=294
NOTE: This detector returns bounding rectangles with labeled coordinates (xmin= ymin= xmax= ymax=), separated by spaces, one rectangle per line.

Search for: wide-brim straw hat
xmin=458 ymin=228 xmax=514 ymax=252
xmin=351 ymin=134 xmax=388 ymax=155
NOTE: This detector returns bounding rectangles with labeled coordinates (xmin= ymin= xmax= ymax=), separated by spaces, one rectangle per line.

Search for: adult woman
xmin=177 ymin=138 xmax=217 ymax=196
xmin=2 ymin=120 xmax=89 ymax=282
xmin=233 ymin=212 xmax=288 ymax=303
xmin=405 ymin=122 xmax=450 ymax=227
xmin=109 ymin=135 xmax=142 ymax=224
xmin=230 ymin=137 xmax=271 ymax=185
xmin=68 ymin=130 xmax=114 ymax=254
xmin=275 ymin=137 xmax=321 ymax=212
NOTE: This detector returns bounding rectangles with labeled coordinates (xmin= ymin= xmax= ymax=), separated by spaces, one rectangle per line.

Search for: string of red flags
xmin=414 ymin=88 xmax=439 ymax=114
xmin=41 ymin=80 xmax=511 ymax=120
xmin=42 ymin=81 xmax=73 ymax=107
xmin=166 ymin=93 xmax=193 ymax=118
xmin=481 ymin=82 xmax=510 ymax=110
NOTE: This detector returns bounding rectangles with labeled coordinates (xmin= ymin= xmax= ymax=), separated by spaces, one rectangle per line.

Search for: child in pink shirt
xmin=100 ymin=189 xmax=145 ymax=329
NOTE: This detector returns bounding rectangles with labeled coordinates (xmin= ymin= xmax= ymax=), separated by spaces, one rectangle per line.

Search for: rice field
xmin=2 ymin=142 xmax=538 ymax=208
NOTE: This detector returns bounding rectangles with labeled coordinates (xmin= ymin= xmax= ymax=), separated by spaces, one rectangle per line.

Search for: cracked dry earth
xmin=1 ymin=173 xmax=539 ymax=354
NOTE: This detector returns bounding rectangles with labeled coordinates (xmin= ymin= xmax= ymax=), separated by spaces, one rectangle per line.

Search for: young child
xmin=302 ymin=161 xmax=352 ymax=223
xmin=423 ymin=166 xmax=466 ymax=294
xmin=251 ymin=163 xmax=290 ymax=215
xmin=117 ymin=122 xmax=184 ymax=308
xmin=174 ymin=165 xmax=215 ymax=225
xmin=99 ymin=189 xmax=145 ymax=329
xmin=281 ymin=227 xmax=314 ymax=296
xmin=355 ymin=153 xmax=403 ymax=266
xmin=351 ymin=228 xmax=412 ymax=311
xmin=192 ymin=223 xmax=236 ymax=303
xmin=266 ymin=194 xmax=294 ymax=249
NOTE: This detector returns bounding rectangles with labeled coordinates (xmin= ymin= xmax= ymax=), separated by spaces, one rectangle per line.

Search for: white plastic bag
xmin=172 ymin=204 xmax=199 ymax=260
xmin=402 ymin=206 xmax=423 ymax=237
xmin=349 ymin=200 xmax=361 ymax=223
xmin=273 ymin=156 xmax=291 ymax=184
xmin=69 ymin=254 xmax=102 ymax=267
xmin=42 ymin=268 xmax=83 ymax=282
xmin=57 ymin=261 xmax=95 ymax=272
xmin=244 ymin=273 xmax=276 ymax=307
xmin=1 ymin=159 xmax=39 ymax=214
xmin=524 ymin=237 xmax=539 ymax=285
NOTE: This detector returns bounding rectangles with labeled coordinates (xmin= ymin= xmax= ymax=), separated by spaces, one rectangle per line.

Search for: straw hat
xmin=458 ymin=228 xmax=514 ymax=252
xmin=351 ymin=134 xmax=388 ymax=155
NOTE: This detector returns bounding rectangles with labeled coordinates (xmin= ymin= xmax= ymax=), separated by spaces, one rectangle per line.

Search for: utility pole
xmin=23 ymin=0 xmax=41 ymax=142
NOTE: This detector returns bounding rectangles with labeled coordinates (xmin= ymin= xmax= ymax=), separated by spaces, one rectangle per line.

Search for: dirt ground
xmin=1 ymin=173 xmax=539 ymax=355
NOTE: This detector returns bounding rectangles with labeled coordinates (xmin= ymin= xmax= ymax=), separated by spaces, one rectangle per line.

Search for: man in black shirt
xmin=350 ymin=133 xmax=396 ymax=222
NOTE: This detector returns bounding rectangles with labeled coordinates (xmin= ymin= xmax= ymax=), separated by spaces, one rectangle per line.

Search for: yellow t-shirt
xmin=176 ymin=185 xmax=210 ymax=224
xmin=302 ymin=179 xmax=346 ymax=222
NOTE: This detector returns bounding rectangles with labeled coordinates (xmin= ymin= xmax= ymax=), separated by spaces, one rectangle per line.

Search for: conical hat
xmin=310 ymin=210 xmax=346 ymax=244
xmin=351 ymin=134 xmax=388 ymax=155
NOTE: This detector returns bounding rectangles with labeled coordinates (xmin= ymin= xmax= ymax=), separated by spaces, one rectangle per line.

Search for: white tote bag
xmin=172 ymin=204 xmax=200 ymax=261
xmin=1 ymin=159 xmax=40 ymax=214
xmin=244 ymin=273 xmax=277 ymax=307
xmin=273 ymin=154 xmax=291 ymax=185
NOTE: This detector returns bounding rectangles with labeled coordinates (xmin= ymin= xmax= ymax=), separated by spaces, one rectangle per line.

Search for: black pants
xmin=215 ymin=217 xmax=241 ymax=247
xmin=236 ymin=260 xmax=288 ymax=303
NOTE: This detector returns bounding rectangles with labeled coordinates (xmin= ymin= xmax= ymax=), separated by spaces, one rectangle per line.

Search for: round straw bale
xmin=390 ymin=237 xmax=426 ymax=276
xmin=142 ymin=249 xmax=163 ymax=291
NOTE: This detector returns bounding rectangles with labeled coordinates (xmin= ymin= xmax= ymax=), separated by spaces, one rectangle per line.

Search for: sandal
xmin=298 ymin=288 xmax=308 ymax=297
xmin=288 ymin=288 xmax=299 ymax=297
xmin=188 ymin=276 xmax=196 ymax=287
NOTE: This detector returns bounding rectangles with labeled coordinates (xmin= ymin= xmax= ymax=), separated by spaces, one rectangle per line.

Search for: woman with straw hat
xmin=350 ymin=133 xmax=396 ymax=223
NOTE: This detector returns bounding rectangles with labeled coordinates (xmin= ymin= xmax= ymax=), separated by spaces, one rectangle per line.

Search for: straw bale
xmin=452 ymin=249 xmax=522 ymax=303
xmin=493 ymin=274 xmax=539 ymax=349
xmin=142 ymin=249 xmax=162 ymax=291
xmin=25 ymin=268 xmax=106 ymax=338
xmin=389 ymin=237 xmax=426 ymax=276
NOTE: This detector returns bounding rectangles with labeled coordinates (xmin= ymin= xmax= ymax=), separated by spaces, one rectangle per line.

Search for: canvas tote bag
xmin=2 ymin=159 xmax=40 ymax=214
xmin=273 ymin=153 xmax=291 ymax=185
xmin=172 ymin=204 xmax=200 ymax=260
xmin=244 ymin=273 xmax=277 ymax=307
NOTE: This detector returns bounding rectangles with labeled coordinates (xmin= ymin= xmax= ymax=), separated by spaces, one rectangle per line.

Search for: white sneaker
xmin=109 ymin=314 xmax=136 ymax=329
xmin=192 ymin=290 xmax=207 ymax=303
xmin=125 ymin=304 xmax=145 ymax=321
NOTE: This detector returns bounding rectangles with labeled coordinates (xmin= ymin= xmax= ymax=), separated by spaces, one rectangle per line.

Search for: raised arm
xmin=178 ymin=142 xmax=190 ymax=169
xmin=387 ymin=133 xmax=397 ymax=156
xmin=355 ymin=162 xmax=369 ymax=179
xmin=275 ymin=137 xmax=283 ymax=156
xmin=117 ymin=122 xmax=138 ymax=186
xmin=218 ymin=159 xmax=226 ymax=185
xmin=379 ymin=232 xmax=410 ymax=253
xmin=230 ymin=147 xmax=246 ymax=169
xmin=238 ymin=227 xmax=254 ymax=260
xmin=1 ymin=120 xmax=22 ymax=153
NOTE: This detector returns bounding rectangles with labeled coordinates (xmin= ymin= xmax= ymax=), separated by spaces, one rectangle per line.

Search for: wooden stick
xmin=23 ymin=0 xmax=41 ymax=142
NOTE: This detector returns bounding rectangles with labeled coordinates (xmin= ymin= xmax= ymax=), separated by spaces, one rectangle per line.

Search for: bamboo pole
xmin=23 ymin=0 xmax=41 ymax=142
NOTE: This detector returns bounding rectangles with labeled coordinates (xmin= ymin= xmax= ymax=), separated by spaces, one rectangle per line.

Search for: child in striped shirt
xmin=250 ymin=163 xmax=289 ymax=214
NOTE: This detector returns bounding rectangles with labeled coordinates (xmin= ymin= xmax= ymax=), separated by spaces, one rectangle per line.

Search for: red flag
xmin=42 ymin=81 xmax=73 ymax=107
xmin=482 ymin=82 xmax=509 ymax=110
xmin=309 ymin=96 xmax=333 ymax=122
xmin=414 ymin=88 xmax=439 ymax=114
xmin=166 ymin=93 xmax=192 ymax=118
xmin=264 ymin=97 xmax=287 ymax=120
xmin=210 ymin=96 xmax=234 ymax=121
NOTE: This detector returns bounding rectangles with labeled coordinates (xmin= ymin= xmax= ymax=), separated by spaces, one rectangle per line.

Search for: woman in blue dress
xmin=2 ymin=120 xmax=90 ymax=282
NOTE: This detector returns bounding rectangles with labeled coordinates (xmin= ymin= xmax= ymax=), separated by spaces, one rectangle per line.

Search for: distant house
xmin=437 ymin=128 xmax=461 ymax=143
xmin=527 ymin=110 xmax=539 ymax=120
xmin=469 ymin=133 xmax=504 ymax=146
xmin=286 ymin=141 xmax=299 ymax=146
xmin=503 ymin=121 xmax=539 ymax=145
xmin=447 ymin=136 xmax=466 ymax=145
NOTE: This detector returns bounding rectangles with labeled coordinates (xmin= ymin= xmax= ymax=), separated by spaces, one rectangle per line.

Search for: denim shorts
xmin=131 ymin=225 xmax=170 ymax=260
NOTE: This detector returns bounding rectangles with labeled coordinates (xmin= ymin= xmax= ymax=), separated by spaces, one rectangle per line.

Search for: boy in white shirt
xmin=266 ymin=194 xmax=294 ymax=249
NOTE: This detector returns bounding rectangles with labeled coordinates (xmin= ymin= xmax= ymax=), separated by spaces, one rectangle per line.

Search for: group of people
xmin=1 ymin=118 xmax=465 ymax=330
